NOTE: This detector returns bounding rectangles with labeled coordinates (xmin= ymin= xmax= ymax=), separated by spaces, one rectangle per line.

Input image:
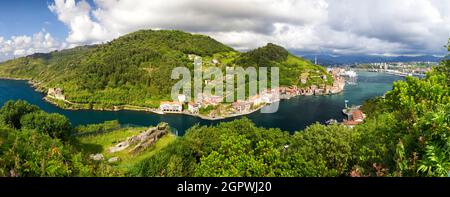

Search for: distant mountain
xmin=300 ymin=54 xmax=443 ymax=66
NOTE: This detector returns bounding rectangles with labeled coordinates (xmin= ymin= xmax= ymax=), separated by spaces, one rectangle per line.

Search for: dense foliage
xmin=234 ymin=43 xmax=332 ymax=87
xmin=350 ymin=43 xmax=450 ymax=177
xmin=234 ymin=43 xmax=289 ymax=67
xmin=0 ymin=100 xmax=117 ymax=177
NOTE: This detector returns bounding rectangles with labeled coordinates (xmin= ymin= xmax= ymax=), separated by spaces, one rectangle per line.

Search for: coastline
xmin=1 ymin=76 xmax=345 ymax=120
xmin=42 ymin=86 xmax=346 ymax=120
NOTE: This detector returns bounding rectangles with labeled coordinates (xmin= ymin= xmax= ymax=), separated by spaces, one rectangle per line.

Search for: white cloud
xmin=0 ymin=0 xmax=446 ymax=61
xmin=47 ymin=0 xmax=450 ymax=56
xmin=326 ymin=0 xmax=450 ymax=55
xmin=48 ymin=0 xmax=332 ymax=48
xmin=0 ymin=30 xmax=64 ymax=61
xmin=48 ymin=0 xmax=114 ymax=44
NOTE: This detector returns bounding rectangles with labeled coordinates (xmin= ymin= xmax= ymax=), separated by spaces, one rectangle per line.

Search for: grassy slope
xmin=77 ymin=126 xmax=176 ymax=171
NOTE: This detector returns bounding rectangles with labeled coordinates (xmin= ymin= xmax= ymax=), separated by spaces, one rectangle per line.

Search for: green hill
xmin=0 ymin=30 xmax=330 ymax=109
xmin=234 ymin=43 xmax=331 ymax=87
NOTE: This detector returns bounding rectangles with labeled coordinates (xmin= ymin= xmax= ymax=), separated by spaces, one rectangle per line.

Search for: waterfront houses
xmin=343 ymin=109 xmax=366 ymax=127
xmin=188 ymin=102 xmax=201 ymax=114
xmin=249 ymin=94 xmax=264 ymax=106
xmin=330 ymin=76 xmax=346 ymax=94
xmin=261 ymin=88 xmax=280 ymax=103
xmin=232 ymin=101 xmax=251 ymax=113
xmin=47 ymin=88 xmax=66 ymax=100
xmin=201 ymin=94 xmax=223 ymax=106
xmin=158 ymin=68 xmax=345 ymax=118
xmin=159 ymin=101 xmax=183 ymax=112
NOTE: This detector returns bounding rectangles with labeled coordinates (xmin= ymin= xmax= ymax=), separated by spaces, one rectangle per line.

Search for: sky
xmin=0 ymin=0 xmax=449 ymax=61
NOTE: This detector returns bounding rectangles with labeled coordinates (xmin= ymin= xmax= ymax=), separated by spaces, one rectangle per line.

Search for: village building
xmin=232 ymin=101 xmax=251 ymax=113
xmin=287 ymin=86 xmax=299 ymax=95
xmin=343 ymin=109 xmax=366 ymax=127
xmin=309 ymin=85 xmax=318 ymax=95
xmin=261 ymin=89 xmax=280 ymax=103
xmin=301 ymin=78 xmax=308 ymax=84
xmin=202 ymin=94 xmax=223 ymax=106
xmin=314 ymin=88 xmax=324 ymax=95
xmin=304 ymin=88 xmax=314 ymax=96
xmin=159 ymin=101 xmax=183 ymax=112
xmin=47 ymin=88 xmax=66 ymax=100
xmin=187 ymin=102 xmax=201 ymax=114
xmin=249 ymin=94 xmax=264 ymax=106
xmin=352 ymin=109 xmax=365 ymax=122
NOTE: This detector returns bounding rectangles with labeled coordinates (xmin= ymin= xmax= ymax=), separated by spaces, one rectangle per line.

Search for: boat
xmin=325 ymin=119 xmax=338 ymax=125
xmin=339 ymin=70 xmax=358 ymax=85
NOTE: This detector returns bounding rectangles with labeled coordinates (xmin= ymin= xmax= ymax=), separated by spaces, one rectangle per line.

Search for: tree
xmin=418 ymin=144 xmax=450 ymax=177
xmin=0 ymin=129 xmax=82 ymax=177
xmin=354 ymin=42 xmax=450 ymax=176
xmin=290 ymin=124 xmax=355 ymax=176
xmin=20 ymin=111 xmax=72 ymax=140
xmin=195 ymin=134 xmax=288 ymax=177
xmin=0 ymin=100 xmax=39 ymax=129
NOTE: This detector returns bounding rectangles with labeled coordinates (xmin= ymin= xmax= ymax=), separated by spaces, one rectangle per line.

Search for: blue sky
xmin=0 ymin=0 xmax=449 ymax=61
xmin=0 ymin=1 xmax=67 ymax=39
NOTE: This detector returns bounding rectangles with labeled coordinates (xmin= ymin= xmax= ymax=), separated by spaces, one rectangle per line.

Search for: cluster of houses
xmin=229 ymin=75 xmax=345 ymax=113
xmin=159 ymin=93 xmax=224 ymax=114
xmin=47 ymin=88 xmax=66 ymax=100
xmin=284 ymin=71 xmax=346 ymax=97
xmin=158 ymin=89 xmax=280 ymax=115
xmin=278 ymin=76 xmax=345 ymax=98
xmin=159 ymin=101 xmax=183 ymax=112
xmin=159 ymin=65 xmax=347 ymax=115
xmin=232 ymin=89 xmax=280 ymax=113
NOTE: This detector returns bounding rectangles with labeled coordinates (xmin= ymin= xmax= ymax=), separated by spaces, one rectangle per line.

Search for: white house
xmin=188 ymin=102 xmax=201 ymax=114
xmin=202 ymin=95 xmax=223 ymax=106
xmin=232 ymin=101 xmax=251 ymax=112
xmin=159 ymin=101 xmax=183 ymax=112
xmin=249 ymin=95 xmax=264 ymax=106
xmin=48 ymin=88 xmax=66 ymax=100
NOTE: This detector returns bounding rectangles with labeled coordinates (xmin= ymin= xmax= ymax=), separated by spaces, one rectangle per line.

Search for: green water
xmin=0 ymin=72 xmax=403 ymax=134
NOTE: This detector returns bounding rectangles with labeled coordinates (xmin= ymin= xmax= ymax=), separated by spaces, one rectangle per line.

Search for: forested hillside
xmin=235 ymin=43 xmax=331 ymax=87
xmin=0 ymin=30 xmax=329 ymax=109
